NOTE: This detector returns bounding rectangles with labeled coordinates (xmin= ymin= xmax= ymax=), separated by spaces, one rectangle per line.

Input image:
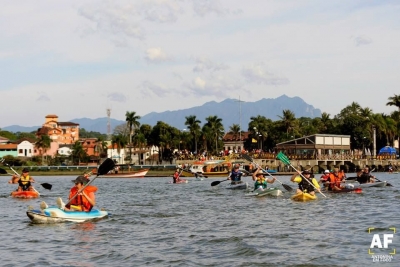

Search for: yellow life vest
xmin=20 ymin=175 xmax=30 ymax=185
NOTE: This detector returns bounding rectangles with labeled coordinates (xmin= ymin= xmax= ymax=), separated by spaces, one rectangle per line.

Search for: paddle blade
xmin=0 ymin=168 xmax=7 ymax=174
xmin=41 ymin=183 xmax=52 ymax=190
xmin=276 ymin=152 xmax=291 ymax=165
xmin=282 ymin=183 xmax=294 ymax=192
xmin=242 ymin=154 xmax=253 ymax=162
xmin=211 ymin=181 xmax=221 ymax=186
xmin=97 ymin=158 xmax=115 ymax=176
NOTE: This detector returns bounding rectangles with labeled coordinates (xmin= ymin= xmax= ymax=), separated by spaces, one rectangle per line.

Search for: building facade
xmin=36 ymin=114 xmax=79 ymax=145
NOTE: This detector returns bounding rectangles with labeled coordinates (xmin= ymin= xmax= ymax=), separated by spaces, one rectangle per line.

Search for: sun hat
xmin=72 ymin=176 xmax=87 ymax=184
xmin=302 ymin=170 xmax=311 ymax=175
xmin=22 ymin=168 xmax=29 ymax=173
xmin=324 ymin=170 xmax=330 ymax=173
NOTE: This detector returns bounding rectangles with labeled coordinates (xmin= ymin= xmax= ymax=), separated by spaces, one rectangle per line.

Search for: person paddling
xmin=326 ymin=168 xmax=345 ymax=191
xmin=252 ymin=167 xmax=276 ymax=191
xmin=58 ymin=176 xmax=97 ymax=211
xmin=17 ymin=168 xmax=35 ymax=192
xmin=173 ymin=169 xmax=182 ymax=183
xmin=356 ymin=167 xmax=375 ymax=184
xmin=227 ymin=164 xmax=244 ymax=185
xmin=291 ymin=170 xmax=320 ymax=196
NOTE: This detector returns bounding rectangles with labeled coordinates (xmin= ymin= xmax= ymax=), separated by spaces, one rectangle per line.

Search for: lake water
xmin=0 ymin=173 xmax=399 ymax=267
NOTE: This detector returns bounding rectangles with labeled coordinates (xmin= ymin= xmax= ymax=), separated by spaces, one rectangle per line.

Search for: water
xmin=1 ymin=174 xmax=399 ymax=266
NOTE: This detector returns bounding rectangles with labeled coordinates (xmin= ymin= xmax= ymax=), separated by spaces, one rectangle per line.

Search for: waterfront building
xmin=36 ymin=114 xmax=79 ymax=144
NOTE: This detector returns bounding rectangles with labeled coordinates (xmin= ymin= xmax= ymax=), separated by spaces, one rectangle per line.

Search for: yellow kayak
xmin=291 ymin=192 xmax=317 ymax=202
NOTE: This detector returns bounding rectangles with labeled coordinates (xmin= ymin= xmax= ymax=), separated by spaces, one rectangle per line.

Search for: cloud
xmin=36 ymin=93 xmax=50 ymax=102
xmin=241 ymin=63 xmax=289 ymax=86
xmin=192 ymin=0 xmax=227 ymax=17
xmin=193 ymin=57 xmax=229 ymax=73
xmin=354 ymin=35 xmax=373 ymax=46
xmin=107 ymin=92 xmax=127 ymax=102
xmin=139 ymin=80 xmax=171 ymax=97
xmin=141 ymin=0 xmax=182 ymax=23
xmin=185 ymin=75 xmax=245 ymax=98
xmin=145 ymin=47 xmax=170 ymax=63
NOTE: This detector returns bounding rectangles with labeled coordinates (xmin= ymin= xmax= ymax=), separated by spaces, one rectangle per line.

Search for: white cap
xmin=324 ymin=170 xmax=330 ymax=173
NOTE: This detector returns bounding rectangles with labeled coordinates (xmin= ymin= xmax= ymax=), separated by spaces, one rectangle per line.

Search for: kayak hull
xmin=291 ymin=192 xmax=317 ymax=202
xmin=226 ymin=182 xmax=249 ymax=190
xmin=11 ymin=191 xmax=39 ymax=199
xmin=346 ymin=181 xmax=387 ymax=188
xmin=168 ymin=179 xmax=188 ymax=184
xmin=26 ymin=207 xmax=109 ymax=224
xmin=246 ymin=187 xmax=283 ymax=197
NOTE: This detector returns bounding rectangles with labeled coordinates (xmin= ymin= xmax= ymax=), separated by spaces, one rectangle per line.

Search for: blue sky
xmin=1 ymin=0 xmax=399 ymax=127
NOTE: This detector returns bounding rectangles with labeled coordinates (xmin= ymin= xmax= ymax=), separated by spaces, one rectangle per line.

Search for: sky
xmin=1 ymin=0 xmax=399 ymax=128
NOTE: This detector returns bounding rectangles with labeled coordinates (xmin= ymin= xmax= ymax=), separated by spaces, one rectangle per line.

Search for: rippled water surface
xmin=1 ymin=173 xmax=399 ymax=266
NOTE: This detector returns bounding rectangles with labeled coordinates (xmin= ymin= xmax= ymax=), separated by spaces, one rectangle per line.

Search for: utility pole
xmin=235 ymin=96 xmax=245 ymax=152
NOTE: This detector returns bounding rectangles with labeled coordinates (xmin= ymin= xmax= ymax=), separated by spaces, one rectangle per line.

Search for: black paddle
xmin=211 ymin=178 xmax=229 ymax=187
xmin=0 ymin=164 xmax=52 ymax=190
xmin=242 ymin=154 xmax=293 ymax=192
xmin=65 ymin=158 xmax=115 ymax=207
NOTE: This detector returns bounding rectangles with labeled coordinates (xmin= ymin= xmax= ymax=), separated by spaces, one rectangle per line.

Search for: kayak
xmin=168 ymin=179 xmax=188 ymax=184
xmin=245 ymin=187 xmax=283 ymax=197
xmin=26 ymin=207 xmax=109 ymax=224
xmin=347 ymin=181 xmax=387 ymax=188
xmin=226 ymin=182 xmax=249 ymax=190
xmin=329 ymin=187 xmax=363 ymax=193
xmin=10 ymin=190 xmax=39 ymax=199
xmin=291 ymin=192 xmax=317 ymax=202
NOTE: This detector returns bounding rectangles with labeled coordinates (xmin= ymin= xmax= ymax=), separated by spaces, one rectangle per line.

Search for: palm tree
xmin=71 ymin=141 xmax=87 ymax=165
xmin=185 ymin=115 xmax=201 ymax=154
xmin=35 ymin=135 xmax=51 ymax=165
xmin=249 ymin=115 xmax=270 ymax=150
xmin=278 ymin=110 xmax=297 ymax=138
xmin=125 ymin=111 xmax=141 ymax=163
xmin=387 ymin=94 xmax=400 ymax=149
xmin=111 ymin=134 xmax=128 ymax=163
xmin=204 ymin=116 xmax=224 ymax=154
xmin=229 ymin=124 xmax=241 ymax=152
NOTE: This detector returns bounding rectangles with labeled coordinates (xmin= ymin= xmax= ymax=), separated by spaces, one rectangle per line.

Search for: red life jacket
xmin=67 ymin=185 xmax=97 ymax=211
xmin=327 ymin=173 xmax=344 ymax=190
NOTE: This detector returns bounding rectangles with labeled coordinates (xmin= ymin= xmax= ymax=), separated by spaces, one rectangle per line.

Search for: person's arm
xmin=82 ymin=191 xmax=96 ymax=207
xmin=312 ymin=178 xmax=320 ymax=189
xmin=30 ymin=176 xmax=35 ymax=183
xmin=291 ymin=171 xmax=301 ymax=182
xmin=267 ymin=177 xmax=276 ymax=183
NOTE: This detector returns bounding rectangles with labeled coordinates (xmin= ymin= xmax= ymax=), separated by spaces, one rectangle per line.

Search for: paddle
xmin=65 ymin=158 xmax=115 ymax=208
xmin=276 ymin=152 xmax=327 ymax=197
xmin=177 ymin=167 xmax=208 ymax=178
xmin=242 ymin=154 xmax=293 ymax=192
xmin=0 ymin=161 xmax=52 ymax=190
xmin=211 ymin=178 xmax=229 ymax=187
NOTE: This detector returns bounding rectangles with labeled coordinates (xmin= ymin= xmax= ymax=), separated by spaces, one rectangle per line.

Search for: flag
xmin=252 ymin=138 xmax=257 ymax=143
xmin=276 ymin=152 xmax=291 ymax=165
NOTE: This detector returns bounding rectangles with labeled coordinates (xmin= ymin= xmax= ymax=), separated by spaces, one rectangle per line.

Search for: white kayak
xmin=26 ymin=207 xmax=109 ymax=224
xmin=347 ymin=181 xmax=387 ymax=188
xmin=245 ymin=187 xmax=283 ymax=197
xmin=226 ymin=182 xmax=249 ymax=190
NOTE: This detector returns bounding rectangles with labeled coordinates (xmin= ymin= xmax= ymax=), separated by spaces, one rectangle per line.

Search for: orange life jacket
xmin=67 ymin=185 xmax=97 ymax=211
xmin=327 ymin=172 xmax=344 ymax=190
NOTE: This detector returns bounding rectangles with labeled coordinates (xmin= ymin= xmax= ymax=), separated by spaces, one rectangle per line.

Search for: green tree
xmin=125 ymin=111 xmax=141 ymax=162
xmin=204 ymin=116 xmax=224 ymax=153
xmin=71 ymin=141 xmax=87 ymax=165
xmin=185 ymin=115 xmax=201 ymax=154
xmin=35 ymin=135 xmax=51 ymax=165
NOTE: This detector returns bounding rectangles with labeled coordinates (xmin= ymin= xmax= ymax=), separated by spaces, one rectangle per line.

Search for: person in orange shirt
xmin=326 ymin=168 xmax=345 ymax=191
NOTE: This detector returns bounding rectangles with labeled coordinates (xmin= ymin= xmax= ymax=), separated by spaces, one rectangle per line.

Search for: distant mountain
xmin=3 ymin=95 xmax=321 ymax=134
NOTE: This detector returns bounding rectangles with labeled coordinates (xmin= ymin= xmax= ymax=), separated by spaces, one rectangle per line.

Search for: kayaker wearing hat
xmin=17 ymin=168 xmax=35 ymax=192
xmin=319 ymin=169 xmax=330 ymax=186
xmin=252 ymin=167 xmax=276 ymax=191
xmin=290 ymin=169 xmax=320 ymax=196
xmin=56 ymin=175 xmax=97 ymax=211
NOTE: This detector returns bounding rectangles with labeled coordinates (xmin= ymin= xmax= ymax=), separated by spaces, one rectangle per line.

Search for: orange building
xmin=80 ymin=138 xmax=100 ymax=157
xmin=36 ymin=114 xmax=80 ymax=145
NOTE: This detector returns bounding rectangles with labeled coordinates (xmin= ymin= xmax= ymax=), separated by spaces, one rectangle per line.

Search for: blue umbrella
xmin=378 ymin=146 xmax=397 ymax=155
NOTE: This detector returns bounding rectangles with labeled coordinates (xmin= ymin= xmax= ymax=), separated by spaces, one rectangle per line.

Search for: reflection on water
xmin=0 ymin=174 xmax=399 ymax=266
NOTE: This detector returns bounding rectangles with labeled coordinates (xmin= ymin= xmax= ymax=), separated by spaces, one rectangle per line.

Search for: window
xmin=19 ymin=149 xmax=23 ymax=153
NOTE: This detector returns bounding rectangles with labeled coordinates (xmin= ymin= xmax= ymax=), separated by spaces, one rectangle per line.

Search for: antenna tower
xmin=107 ymin=108 xmax=111 ymax=140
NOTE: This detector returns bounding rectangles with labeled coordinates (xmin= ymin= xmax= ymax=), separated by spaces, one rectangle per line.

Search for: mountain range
xmin=3 ymin=95 xmax=322 ymax=134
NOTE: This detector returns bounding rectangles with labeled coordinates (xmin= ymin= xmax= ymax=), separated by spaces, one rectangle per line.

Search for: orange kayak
xmin=11 ymin=191 xmax=39 ymax=199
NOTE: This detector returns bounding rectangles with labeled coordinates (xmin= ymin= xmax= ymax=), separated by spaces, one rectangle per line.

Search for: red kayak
xmin=10 ymin=191 xmax=40 ymax=199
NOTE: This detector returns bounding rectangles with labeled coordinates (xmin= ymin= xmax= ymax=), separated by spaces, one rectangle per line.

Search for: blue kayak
xmin=26 ymin=207 xmax=109 ymax=224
